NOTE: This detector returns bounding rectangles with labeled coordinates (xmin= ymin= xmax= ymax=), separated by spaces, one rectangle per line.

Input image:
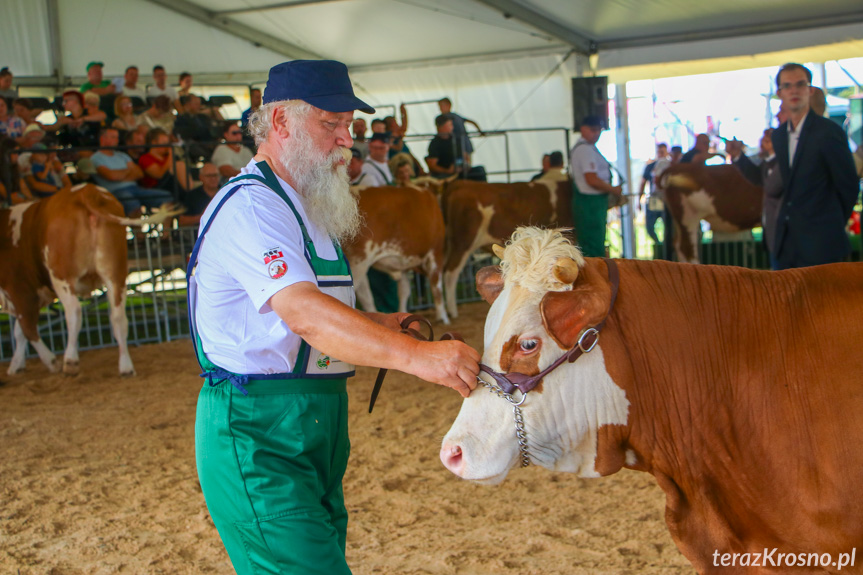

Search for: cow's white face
xmin=441 ymin=254 xmax=630 ymax=484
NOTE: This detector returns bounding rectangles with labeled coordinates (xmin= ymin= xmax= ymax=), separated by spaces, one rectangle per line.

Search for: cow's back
xmin=349 ymin=186 xmax=444 ymax=258
xmin=605 ymin=259 xmax=863 ymax=554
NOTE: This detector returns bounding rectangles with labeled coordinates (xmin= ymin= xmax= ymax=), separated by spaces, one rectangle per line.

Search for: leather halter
xmin=369 ymin=315 xmax=463 ymax=413
xmin=478 ymin=258 xmax=620 ymax=396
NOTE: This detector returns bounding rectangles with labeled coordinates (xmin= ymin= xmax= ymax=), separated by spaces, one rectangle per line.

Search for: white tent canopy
xmin=4 ymin=0 xmax=863 ymax=83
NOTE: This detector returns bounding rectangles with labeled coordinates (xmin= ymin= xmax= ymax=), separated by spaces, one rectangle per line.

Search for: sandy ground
xmin=1 ymin=301 xmax=693 ymax=575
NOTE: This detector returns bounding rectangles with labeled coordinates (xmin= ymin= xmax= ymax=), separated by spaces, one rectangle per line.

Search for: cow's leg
xmin=351 ymin=263 xmax=377 ymax=314
xmin=93 ymin=221 xmax=136 ymax=376
xmin=52 ymin=279 xmax=82 ymax=376
xmin=9 ymin=314 xmax=57 ymax=375
xmin=443 ymin=248 xmax=474 ymax=319
xmin=423 ymin=251 xmax=450 ymax=325
xmin=8 ymin=319 xmax=28 ymax=374
xmin=674 ymin=220 xmax=700 ymax=265
xmin=396 ymin=272 xmax=411 ymax=314
xmin=105 ymin=279 xmax=135 ymax=376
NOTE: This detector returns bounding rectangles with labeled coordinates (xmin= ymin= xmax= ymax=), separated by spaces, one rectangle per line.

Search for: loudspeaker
xmin=571 ymin=76 xmax=609 ymax=130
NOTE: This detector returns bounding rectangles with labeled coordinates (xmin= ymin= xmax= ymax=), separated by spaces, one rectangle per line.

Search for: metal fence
xmin=0 ymin=224 xmax=494 ymax=362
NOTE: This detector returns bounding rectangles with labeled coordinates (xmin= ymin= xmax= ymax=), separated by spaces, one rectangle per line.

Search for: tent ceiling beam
xmin=213 ymin=0 xmax=341 ymax=17
xmin=144 ymin=0 xmax=323 ymax=61
xmin=599 ymin=12 xmax=863 ymax=51
xmin=471 ymin=0 xmax=593 ymax=54
xmin=47 ymin=0 xmax=63 ymax=83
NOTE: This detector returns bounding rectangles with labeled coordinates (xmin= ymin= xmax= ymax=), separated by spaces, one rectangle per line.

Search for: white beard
xmin=280 ymin=128 xmax=362 ymax=243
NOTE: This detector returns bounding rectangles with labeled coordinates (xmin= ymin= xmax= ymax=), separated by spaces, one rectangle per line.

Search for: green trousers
xmin=572 ymin=189 xmax=609 ymax=258
xmin=196 ymin=377 xmax=351 ymax=575
xmin=367 ymin=268 xmax=399 ymax=313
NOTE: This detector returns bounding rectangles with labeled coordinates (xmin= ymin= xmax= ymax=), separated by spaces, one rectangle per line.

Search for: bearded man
xmin=187 ymin=60 xmax=480 ymax=575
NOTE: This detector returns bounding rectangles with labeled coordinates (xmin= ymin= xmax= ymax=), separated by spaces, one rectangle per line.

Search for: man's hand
xmin=406 ymin=339 xmax=480 ymax=398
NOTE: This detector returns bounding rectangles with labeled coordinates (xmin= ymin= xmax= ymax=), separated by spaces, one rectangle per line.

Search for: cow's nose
xmin=440 ymin=442 xmax=464 ymax=475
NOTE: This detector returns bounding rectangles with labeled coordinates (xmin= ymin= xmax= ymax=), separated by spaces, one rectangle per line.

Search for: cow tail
xmin=80 ymin=191 xmax=185 ymax=228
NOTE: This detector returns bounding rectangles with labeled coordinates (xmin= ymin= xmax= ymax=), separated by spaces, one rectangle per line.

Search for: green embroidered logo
xmin=316 ymin=354 xmax=331 ymax=370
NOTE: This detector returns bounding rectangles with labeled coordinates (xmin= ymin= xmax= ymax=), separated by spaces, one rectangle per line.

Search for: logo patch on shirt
xmin=268 ymin=260 xmax=288 ymax=279
xmin=316 ymin=353 xmax=331 ymax=370
xmin=263 ymin=247 xmax=284 ymax=264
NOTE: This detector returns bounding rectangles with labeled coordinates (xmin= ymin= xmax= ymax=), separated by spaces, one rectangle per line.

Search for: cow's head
xmin=441 ymin=227 xmax=630 ymax=484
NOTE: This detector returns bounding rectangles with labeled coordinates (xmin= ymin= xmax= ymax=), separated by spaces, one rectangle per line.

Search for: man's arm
xmin=96 ymin=164 xmax=133 ymax=182
xmin=126 ymin=161 xmax=144 ymax=181
xmin=823 ymin=124 xmax=861 ymax=220
xmin=464 ymin=118 xmax=482 ymax=133
xmin=141 ymin=155 xmax=170 ymax=180
xmin=269 ymin=282 xmax=480 ymax=396
xmin=88 ymin=84 xmax=116 ymax=96
xmin=584 ymin=172 xmax=622 ymax=196
xmin=426 ymin=157 xmax=454 ymax=175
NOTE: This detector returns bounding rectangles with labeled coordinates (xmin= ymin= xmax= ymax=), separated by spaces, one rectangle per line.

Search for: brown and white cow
xmin=658 ymin=163 xmax=762 ymax=264
xmin=0 ymin=184 xmax=179 ymax=376
xmin=441 ymin=227 xmax=863 ymax=574
xmin=442 ymin=178 xmax=572 ymax=319
xmin=342 ymin=185 xmax=449 ymax=324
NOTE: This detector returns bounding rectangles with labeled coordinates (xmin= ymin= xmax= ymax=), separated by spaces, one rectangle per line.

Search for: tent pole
xmin=47 ymin=0 xmax=64 ymax=89
xmin=614 ymin=82 xmax=635 ymax=259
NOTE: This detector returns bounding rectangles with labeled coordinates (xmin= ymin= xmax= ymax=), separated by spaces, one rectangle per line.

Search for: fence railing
xmin=0 ymin=224 xmax=494 ymax=362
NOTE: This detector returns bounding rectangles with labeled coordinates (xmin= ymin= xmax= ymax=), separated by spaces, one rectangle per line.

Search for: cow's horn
xmin=552 ymin=257 xmax=579 ymax=285
xmin=492 ymin=244 xmax=506 ymax=260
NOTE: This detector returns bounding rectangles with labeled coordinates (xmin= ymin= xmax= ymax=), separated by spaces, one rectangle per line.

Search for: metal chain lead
xmin=478 ymin=377 xmax=531 ymax=467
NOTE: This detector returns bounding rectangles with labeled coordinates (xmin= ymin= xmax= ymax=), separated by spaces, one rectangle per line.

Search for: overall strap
xmin=368 ymin=161 xmax=393 ymax=186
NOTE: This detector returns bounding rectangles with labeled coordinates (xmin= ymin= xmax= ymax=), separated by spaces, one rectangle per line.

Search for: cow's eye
xmin=519 ymin=339 xmax=538 ymax=353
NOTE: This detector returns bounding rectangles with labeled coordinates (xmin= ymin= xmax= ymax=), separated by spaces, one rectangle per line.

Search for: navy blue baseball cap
xmin=262 ymin=60 xmax=375 ymax=114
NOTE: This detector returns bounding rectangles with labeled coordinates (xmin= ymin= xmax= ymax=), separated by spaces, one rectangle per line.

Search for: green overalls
xmin=188 ymin=162 xmax=355 ymax=575
xmin=570 ymin=140 xmax=612 ymax=258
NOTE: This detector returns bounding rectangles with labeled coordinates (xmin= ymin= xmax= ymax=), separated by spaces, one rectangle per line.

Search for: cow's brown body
xmin=0 ymin=185 xmax=175 ymax=376
xmin=343 ymin=185 xmax=449 ymax=323
xmin=660 ymin=163 xmax=762 ymax=263
xmin=442 ymin=179 xmax=572 ymax=317
xmin=542 ymin=258 xmax=863 ymax=572
xmin=443 ymin=225 xmax=863 ymax=573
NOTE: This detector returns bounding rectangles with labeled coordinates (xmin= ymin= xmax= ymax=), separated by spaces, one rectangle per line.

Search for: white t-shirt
xmin=569 ymin=137 xmax=611 ymax=195
xmin=360 ymin=158 xmax=392 ymax=187
xmin=211 ymin=144 xmax=254 ymax=174
xmin=194 ymin=160 xmax=342 ymax=374
xmin=147 ymin=84 xmax=179 ymax=101
xmin=120 ymin=85 xmax=148 ymax=100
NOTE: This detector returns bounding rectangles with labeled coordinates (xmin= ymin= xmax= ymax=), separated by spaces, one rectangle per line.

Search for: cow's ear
xmin=476 ymin=265 xmax=504 ymax=305
xmin=492 ymin=244 xmax=505 ymax=260
xmin=540 ymin=262 xmax=609 ymax=349
xmin=540 ymin=290 xmax=592 ymax=349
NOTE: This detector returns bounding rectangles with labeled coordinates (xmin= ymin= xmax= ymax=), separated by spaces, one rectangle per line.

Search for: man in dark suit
xmin=770 ymin=63 xmax=859 ymax=270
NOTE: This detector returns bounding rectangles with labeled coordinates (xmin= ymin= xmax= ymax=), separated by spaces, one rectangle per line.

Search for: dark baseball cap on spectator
xmin=369 ymin=132 xmax=389 ymax=143
xmin=262 ymin=60 xmax=374 ymax=114
xmin=581 ymin=115 xmax=604 ymax=128
xmin=86 ymin=61 xmax=104 ymax=71
xmin=350 ymin=147 xmax=362 ymax=159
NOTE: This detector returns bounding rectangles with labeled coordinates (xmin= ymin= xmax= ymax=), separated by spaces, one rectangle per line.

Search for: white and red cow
xmin=442 ymin=178 xmax=572 ymax=319
xmin=657 ymin=163 xmax=762 ymax=264
xmin=0 ymin=184 xmax=179 ymax=376
xmin=342 ymin=185 xmax=449 ymax=324
xmin=442 ymin=226 xmax=863 ymax=573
